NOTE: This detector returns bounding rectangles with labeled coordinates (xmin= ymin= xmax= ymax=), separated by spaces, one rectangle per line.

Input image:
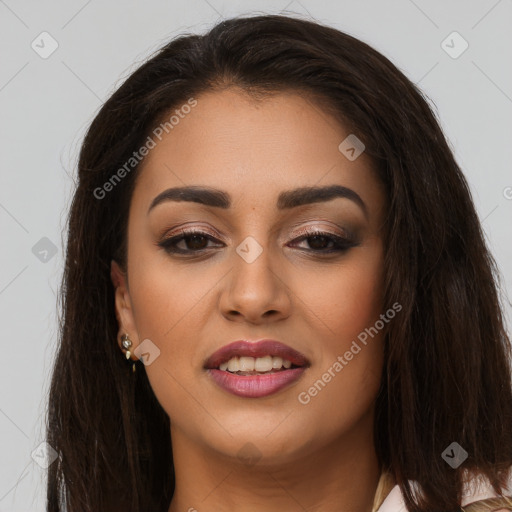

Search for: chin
xmin=200 ymin=424 xmax=317 ymax=467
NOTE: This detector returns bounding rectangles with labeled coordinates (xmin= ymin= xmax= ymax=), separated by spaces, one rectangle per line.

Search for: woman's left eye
xmin=288 ymin=230 xmax=357 ymax=253
xmin=157 ymin=229 xmax=357 ymax=256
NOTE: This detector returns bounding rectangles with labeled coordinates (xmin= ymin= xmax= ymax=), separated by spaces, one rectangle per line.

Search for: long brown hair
xmin=46 ymin=13 xmax=512 ymax=512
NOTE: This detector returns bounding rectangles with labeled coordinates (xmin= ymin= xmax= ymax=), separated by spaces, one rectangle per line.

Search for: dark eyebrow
xmin=147 ymin=184 xmax=368 ymax=218
xmin=277 ymin=185 xmax=367 ymax=217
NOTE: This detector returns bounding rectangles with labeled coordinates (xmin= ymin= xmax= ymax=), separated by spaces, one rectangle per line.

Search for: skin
xmin=111 ymin=87 xmax=388 ymax=512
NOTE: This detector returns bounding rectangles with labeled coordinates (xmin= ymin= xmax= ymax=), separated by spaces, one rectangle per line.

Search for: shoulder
xmin=375 ymin=467 xmax=512 ymax=512
xmin=460 ymin=467 xmax=512 ymax=506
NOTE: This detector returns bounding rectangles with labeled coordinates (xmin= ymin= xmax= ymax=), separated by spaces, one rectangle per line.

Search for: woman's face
xmin=112 ymin=87 xmax=387 ymax=465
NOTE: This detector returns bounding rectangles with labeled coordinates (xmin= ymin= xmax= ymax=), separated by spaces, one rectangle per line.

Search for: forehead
xmin=132 ymin=88 xmax=383 ymax=213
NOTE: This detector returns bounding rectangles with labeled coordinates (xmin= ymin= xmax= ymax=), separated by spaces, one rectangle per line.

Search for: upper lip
xmin=204 ymin=339 xmax=310 ymax=369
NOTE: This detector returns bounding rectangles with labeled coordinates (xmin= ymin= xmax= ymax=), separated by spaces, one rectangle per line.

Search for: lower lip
xmin=206 ymin=367 xmax=307 ymax=398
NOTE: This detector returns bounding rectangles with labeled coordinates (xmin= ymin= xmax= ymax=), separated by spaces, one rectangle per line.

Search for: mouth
xmin=203 ymin=339 xmax=310 ymax=398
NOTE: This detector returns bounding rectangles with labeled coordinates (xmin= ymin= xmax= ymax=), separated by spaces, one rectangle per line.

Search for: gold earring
xmin=121 ymin=333 xmax=137 ymax=373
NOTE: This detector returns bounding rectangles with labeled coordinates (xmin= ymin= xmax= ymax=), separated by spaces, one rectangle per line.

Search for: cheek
xmin=128 ymin=245 xmax=216 ymax=340
xmin=302 ymin=242 xmax=385 ymax=345
xmin=126 ymin=273 xmax=203 ymax=427
xmin=295 ymin=243 xmax=385 ymax=424
xmin=126 ymin=251 xmax=221 ymax=416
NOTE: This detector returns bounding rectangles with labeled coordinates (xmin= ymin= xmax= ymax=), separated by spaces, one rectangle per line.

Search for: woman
xmin=46 ymin=13 xmax=512 ymax=512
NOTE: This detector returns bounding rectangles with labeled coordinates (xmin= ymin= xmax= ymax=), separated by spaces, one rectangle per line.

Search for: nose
xmin=219 ymin=239 xmax=292 ymax=324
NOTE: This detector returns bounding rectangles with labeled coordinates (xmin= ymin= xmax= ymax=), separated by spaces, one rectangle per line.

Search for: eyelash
xmin=157 ymin=228 xmax=358 ymax=256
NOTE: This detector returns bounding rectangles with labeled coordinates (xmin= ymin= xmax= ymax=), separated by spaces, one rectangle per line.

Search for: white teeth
xmin=227 ymin=358 xmax=239 ymax=372
xmin=272 ymin=356 xmax=283 ymax=369
xmin=254 ymin=355 xmax=273 ymax=372
xmin=239 ymin=356 xmax=255 ymax=371
xmin=218 ymin=355 xmax=294 ymax=372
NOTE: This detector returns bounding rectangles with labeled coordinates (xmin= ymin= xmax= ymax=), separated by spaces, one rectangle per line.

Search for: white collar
xmin=376 ymin=467 xmax=512 ymax=511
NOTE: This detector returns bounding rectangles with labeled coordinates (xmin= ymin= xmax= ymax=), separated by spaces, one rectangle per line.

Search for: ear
xmin=111 ymin=259 xmax=139 ymax=358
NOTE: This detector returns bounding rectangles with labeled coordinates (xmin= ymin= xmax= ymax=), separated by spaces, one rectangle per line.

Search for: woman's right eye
xmin=157 ymin=230 xmax=224 ymax=255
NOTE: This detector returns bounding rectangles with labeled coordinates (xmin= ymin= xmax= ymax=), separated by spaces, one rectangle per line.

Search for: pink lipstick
xmin=204 ymin=339 xmax=310 ymax=398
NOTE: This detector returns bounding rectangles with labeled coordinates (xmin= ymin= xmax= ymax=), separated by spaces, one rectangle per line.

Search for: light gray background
xmin=1 ymin=1 xmax=511 ymax=510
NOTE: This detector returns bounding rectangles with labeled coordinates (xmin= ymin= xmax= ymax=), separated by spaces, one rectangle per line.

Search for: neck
xmin=167 ymin=414 xmax=380 ymax=512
